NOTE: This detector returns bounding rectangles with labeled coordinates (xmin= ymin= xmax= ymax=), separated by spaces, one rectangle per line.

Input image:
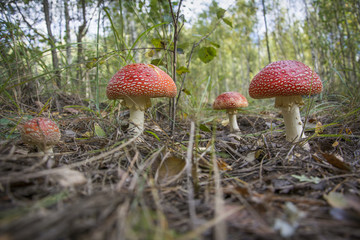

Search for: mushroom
xmin=213 ymin=92 xmax=249 ymax=133
xmin=20 ymin=117 xmax=61 ymax=154
xmin=249 ymin=60 xmax=323 ymax=144
xmin=106 ymin=63 xmax=177 ymax=135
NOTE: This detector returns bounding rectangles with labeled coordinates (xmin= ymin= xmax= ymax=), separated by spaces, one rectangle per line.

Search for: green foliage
xmin=151 ymin=38 xmax=166 ymax=49
xmin=0 ymin=0 xmax=359 ymax=119
xmin=216 ymin=8 xmax=226 ymax=19
xmin=198 ymin=46 xmax=217 ymax=63
xmin=222 ymin=17 xmax=233 ymax=28
xmin=176 ymin=66 xmax=190 ymax=75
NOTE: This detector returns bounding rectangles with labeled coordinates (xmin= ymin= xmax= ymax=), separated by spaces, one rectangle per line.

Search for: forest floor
xmin=0 ymin=95 xmax=359 ymax=240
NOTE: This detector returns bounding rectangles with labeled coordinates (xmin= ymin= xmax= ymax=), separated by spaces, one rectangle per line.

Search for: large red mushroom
xmin=249 ymin=60 xmax=322 ymax=146
xmin=20 ymin=117 xmax=61 ymax=154
xmin=106 ymin=63 xmax=177 ymax=135
xmin=213 ymin=92 xmax=248 ymax=133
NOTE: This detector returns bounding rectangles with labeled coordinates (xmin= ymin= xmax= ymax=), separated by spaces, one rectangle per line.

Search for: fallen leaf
xmin=315 ymin=121 xmax=324 ymax=134
xmin=244 ymin=151 xmax=256 ymax=163
xmin=221 ymin=119 xmax=229 ymax=126
xmin=94 ymin=123 xmax=106 ymax=137
xmin=292 ymin=175 xmax=322 ymax=184
xmin=82 ymin=131 xmax=92 ymax=137
xmin=64 ymin=107 xmax=79 ymax=114
xmin=345 ymin=127 xmax=352 ymax=135
xmin=223 ymin=184 xmax=250 ymax=197
xmin=156 ymin=156 xmax=186 ymax=185
xmin=321 ymin=152 xmax=351 ymax=171
xmin=273 ymin=202 xmax=306 ymax=238
xmin=273 ymin=219 xmax=296 ymax=238
xmin=312 ymin=153 xmax=323 ymax=163
xmin=216 ymin=158 xmax=232 ymax=171
xmin=64 ymin=130 xmax=77 ymax=138
xmin=255 ymin=149 xmax=266 ymax=160
xmin=52 ymin=169 xmax=87 ymax=187
xmin=325 ymin=193 xmax=360 ymax=222
xmin=324 ymin=192 xmax=348 ymax=209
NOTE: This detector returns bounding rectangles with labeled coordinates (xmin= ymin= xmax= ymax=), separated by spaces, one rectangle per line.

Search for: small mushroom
xmin=20 ymin=117 xmax=61 ymax=154
xmin=249 ymin=60 xmax=323 ymax=145
xmin=213 ymin=92 xmax=248 ymax=133
xmin=106 ymin=63 xmax=177 ymax=135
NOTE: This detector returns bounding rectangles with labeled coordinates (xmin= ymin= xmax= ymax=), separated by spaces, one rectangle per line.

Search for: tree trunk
xmin=64 ymin=0 xmax=72 ymax=88
xmin=339 ymin=0 xmax=357 ymax=86
xmin=76 ymin=0 xmax=87 ymax=96
xmin=303 ymin=0 xmax=319 ymax=72
xmin=43 ymin=0 xmax=61 ymax=89
xmin=168 ymin=0 xmax=183 ymax=133
xmin=261 ymin=0 xmax=271 ymax=63
xmin=43 ymin=0 xmax=61 ymax=112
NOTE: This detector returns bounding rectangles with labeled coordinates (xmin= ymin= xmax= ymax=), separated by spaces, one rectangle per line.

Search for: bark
xmin=76 ymin=0 xmax=87 ymax=95
xmin=43 ymin=0 xmax=61 ymax=89
xmin=303 ymin=0 xmax=319 ymax=72
xmin=64 ymin=0 xmax=72 ymax=86
xmin=334 ymin=3 xmax=350 ymax=83
xmin=339 ymin=0 xmax=357 ymax=85
xmin=43 ymin=0 xmax=61 ymax=112
xmin=261 ymin=0 xmax=271 ymax=63
xmin=168 ymin=0 xmax=183 ymax=133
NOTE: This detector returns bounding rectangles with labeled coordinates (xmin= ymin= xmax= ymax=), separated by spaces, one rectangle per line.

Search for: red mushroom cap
xmin=20 ymin=117 xmax=61 ymax=148
xmin=213 ymin=92 xmax=248 ymax=110
xmin=106 ymin=63 xmax=177 ymax=100
xmin=249 ymin=60 xmax=323 ymax=99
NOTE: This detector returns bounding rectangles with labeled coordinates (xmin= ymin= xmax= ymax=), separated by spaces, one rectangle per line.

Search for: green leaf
xmin=199 ymin=124 xmax=211 ymax=132
xmin=85 ymin=58 xmax=97 ymax=69
xmin=176 ymin=66 xmax=190 ymax=75
xmin=198 ymin=46 xmax=217 ymax=63
xmin=292 ymin=175 xmax=321 ymax=184
xmin=222 ymin=17 xmax=233 ymax=28
xmin=209 ymin=41 xmax=220 ymax=48
xmin=151 ymin=38 xmax=166 ymax=49
xmin=177 ymin=42 xmax=191 ymax=50
xmin=126 ymin=22 xmax=167 ymax=62
xmin=0 ymin=118 xmax=14 ymax=126
xmin=181 ymin=89 xmax=191 ymax=96
xmin=216 ymin=8 xmax=226 ymax=19
xmin=145 ymin=130 xmax=160 ymax=141
xmin=145 ymin=50 xmax=155 ymax=57
xmin=150 ymin=59 xmax=165 ymax=66
xmin=94 ymin=123 xmax=106 ymax=137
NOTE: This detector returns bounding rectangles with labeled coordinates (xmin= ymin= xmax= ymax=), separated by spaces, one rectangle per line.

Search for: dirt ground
xmin=0 ymin=99 xmax=359 ymax=240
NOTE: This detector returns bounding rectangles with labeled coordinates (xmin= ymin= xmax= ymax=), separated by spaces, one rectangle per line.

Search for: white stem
xmin=40 ymin=146 xmax=54 ymax=155
xmin=228 ymin=112 xmax=240 ymax=133
xmin=279 ymin=104 xmax=305 ymax=142
xmin=123 ymin=96 xmax=151 ymax=135
xmin=128 ymin=107 xmax=145 ymax=134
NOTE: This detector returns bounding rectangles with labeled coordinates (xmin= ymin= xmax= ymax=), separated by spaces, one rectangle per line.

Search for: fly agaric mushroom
xmin=213 ymin=92 xmax=248 ymax=133
xmin=106 ymin=63 xmax=177 ymax=134
xmin=20 ymin=117 xmax=61 ymax=154
xmin=249 ymin=60 xmax=322 ymax=144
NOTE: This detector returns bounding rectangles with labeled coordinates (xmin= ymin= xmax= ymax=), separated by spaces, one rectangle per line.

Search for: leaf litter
xmin=0 ymin=100 xmax=359 ymax=240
